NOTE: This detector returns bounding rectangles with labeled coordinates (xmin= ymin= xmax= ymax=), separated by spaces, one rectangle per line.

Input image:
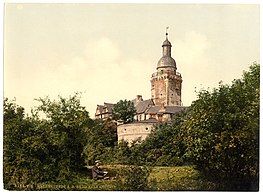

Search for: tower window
xmin=161 ymin=94 xmax=162 ymax=96
xmin=172 ymin=94 xmax=173 ymax=96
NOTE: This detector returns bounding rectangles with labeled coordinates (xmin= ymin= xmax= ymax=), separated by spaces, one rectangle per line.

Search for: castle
xmin=95 ymin=31 xmax=187 ymax=144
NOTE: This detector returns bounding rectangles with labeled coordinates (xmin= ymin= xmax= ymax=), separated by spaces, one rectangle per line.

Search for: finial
xmin=166 ymin=26 xmax=169 ymax=39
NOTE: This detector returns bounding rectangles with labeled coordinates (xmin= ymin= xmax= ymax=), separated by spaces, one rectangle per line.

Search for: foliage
xmin=3 ymin=98 xmax=53 ymax=188
xmin=139 ymin=112 xmax=188 ymax=166
xmin=148 ymin=166 xmax=216 ymax=191
xmin=116 ymin=165 xmax=150 ymax=191
xmin=35 ymin=94 xmax=93 ymax=178
xmin=112 ymin=99 xmax=136 ymax=123
xmin=182 ymin=63 xmax=259 ymax=190
xmin=82 ymin=118 xmax=117 ymax=165
xmin=113 ymin=140 xmax=131 ymax=165
xmin=3 ymin=94 xmax=94 ymax=189
xmin=118 ymin=112 xmax=188 ymax=167
xmin=3 ymin=63 xmax=259 ymax=191
xmin=7 ymin=165 xmax=214 ymax=191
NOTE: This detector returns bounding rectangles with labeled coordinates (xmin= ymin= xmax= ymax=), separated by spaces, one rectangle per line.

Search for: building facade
xmin=95 ymin=103 xmax=115 ymax=120
xmin=95 ymin=32 xmax=186 ymax=144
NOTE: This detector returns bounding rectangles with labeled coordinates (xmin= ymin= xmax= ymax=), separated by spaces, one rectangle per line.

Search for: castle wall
xmin=117 ymin=122 xmax=155 ymax=144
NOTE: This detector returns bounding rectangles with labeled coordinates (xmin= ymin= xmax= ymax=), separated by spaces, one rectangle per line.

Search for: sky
xmin=3 ymin=3 xmax=260 ymax=117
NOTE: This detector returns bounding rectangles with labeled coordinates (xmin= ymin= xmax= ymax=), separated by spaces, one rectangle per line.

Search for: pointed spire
xmin=162 ymin=27 xmax=172 ymax=56
xmin=166 ymin=26 xmax=169 ymax=39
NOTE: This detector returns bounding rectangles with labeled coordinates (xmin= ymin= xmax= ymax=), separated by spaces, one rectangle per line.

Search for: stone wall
xmin=117 ymin=122 xmax=156 ymax=144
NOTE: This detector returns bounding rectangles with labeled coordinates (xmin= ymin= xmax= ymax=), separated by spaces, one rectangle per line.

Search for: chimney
xmin=136 ymin=95 xmax=143 ymax=102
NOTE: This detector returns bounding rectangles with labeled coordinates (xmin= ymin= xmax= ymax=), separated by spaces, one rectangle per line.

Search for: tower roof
xmin=157 ymin=56 xmax=176 ymax=68
xmin=157 ymin=31 xmax=176 ymax=69
xmin=162 ymin=38 xmax=172 ymax=46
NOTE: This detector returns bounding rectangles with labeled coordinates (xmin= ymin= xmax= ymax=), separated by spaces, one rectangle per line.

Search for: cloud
xmin=174 ymin=31 xmax=214 ymax=106
xmin=41 ymin=37 xmax=152 ymax=115
xmin=85 ymin=37 xmax=120 ymax=65
xmin=175 ymin=31 xmax=211 ymax=67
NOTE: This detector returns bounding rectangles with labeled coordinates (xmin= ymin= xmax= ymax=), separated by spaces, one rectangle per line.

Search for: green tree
xmin=3 ymin=99 xmax=54 ymax=189
xmin=183 ymin=63 xmax=259 ymax=190
xmin=83 ymin=119 xmax=117 ymax=165
xmin=112 ymin=100 xmax=136 ymax=123
xmin=113 ymin=140 xmax=131 ymax=165
xmin=35 ymin=93 xmax=93 ymax=179
xmin=130 ymin=111 xmax=187 ymax=166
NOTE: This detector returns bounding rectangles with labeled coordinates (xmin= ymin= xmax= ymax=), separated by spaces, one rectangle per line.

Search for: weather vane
xmin=166 ymin=26 xmax=169 ymax=38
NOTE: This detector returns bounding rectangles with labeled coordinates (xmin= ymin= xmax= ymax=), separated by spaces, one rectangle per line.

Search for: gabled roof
xmin=95 ymin=103 xmax=116 ymax=116
xmin=135 ymin=99 xmax=154 ymax=114
xmin=145 ymin=105 xmax=160 ymax=114
xmin=96 ymin=105 xmax=104 ymax=114
xmin=103 ymin=103 xmax=115 ymax=113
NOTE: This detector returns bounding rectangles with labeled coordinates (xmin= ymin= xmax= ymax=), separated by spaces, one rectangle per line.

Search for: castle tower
xmin=151 ymin=31 xmax=182 ymax=106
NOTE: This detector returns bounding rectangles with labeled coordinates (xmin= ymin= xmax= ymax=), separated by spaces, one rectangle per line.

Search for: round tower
xmin=151 ymin=31 xmax=182 ymax=106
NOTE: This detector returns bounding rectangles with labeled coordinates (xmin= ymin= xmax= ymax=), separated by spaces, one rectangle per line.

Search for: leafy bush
xmin=115 ymin=165 xmax=150 ymax=191
xmin=182 ymin=63 xmax=259 ymax=190
xmin=3 ymin=94 xmax=94 ymax=189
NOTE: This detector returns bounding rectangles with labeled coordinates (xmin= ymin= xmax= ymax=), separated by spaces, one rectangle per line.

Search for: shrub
xmin=115 ymin=165 xmax=150 ymax=191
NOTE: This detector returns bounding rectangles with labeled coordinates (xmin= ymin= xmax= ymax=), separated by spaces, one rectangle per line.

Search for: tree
xmin=3 ymin=98 xmax=53 ymax=189
xmin=35 ymin=93 xmax=93 ymax=179
xmin=112 ymin=100 xmax=136 ymax=123
xmin=113 ymin=140 xmax=132 ymax=165
xmin=182 ymin=63 xmax=259 ymax=190
xmin=129 ymin=111 xmax=187 ymax=166
xmin=83 ymin=119 xmax=117 ymax=165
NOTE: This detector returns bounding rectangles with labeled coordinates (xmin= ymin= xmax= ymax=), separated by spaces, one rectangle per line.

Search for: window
xmin=145 ymin=127 xmax=149 ymax=131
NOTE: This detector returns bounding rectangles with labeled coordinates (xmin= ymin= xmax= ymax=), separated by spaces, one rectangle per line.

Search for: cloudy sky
xmin=4 ymin=3 xmax=260 ymax=117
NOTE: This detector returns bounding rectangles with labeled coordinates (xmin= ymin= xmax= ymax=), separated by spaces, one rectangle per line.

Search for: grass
xmin=148 ymin=166 xmax=216 ymax=191
xmin=15 ymin=165 xmax=216 ymax=191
